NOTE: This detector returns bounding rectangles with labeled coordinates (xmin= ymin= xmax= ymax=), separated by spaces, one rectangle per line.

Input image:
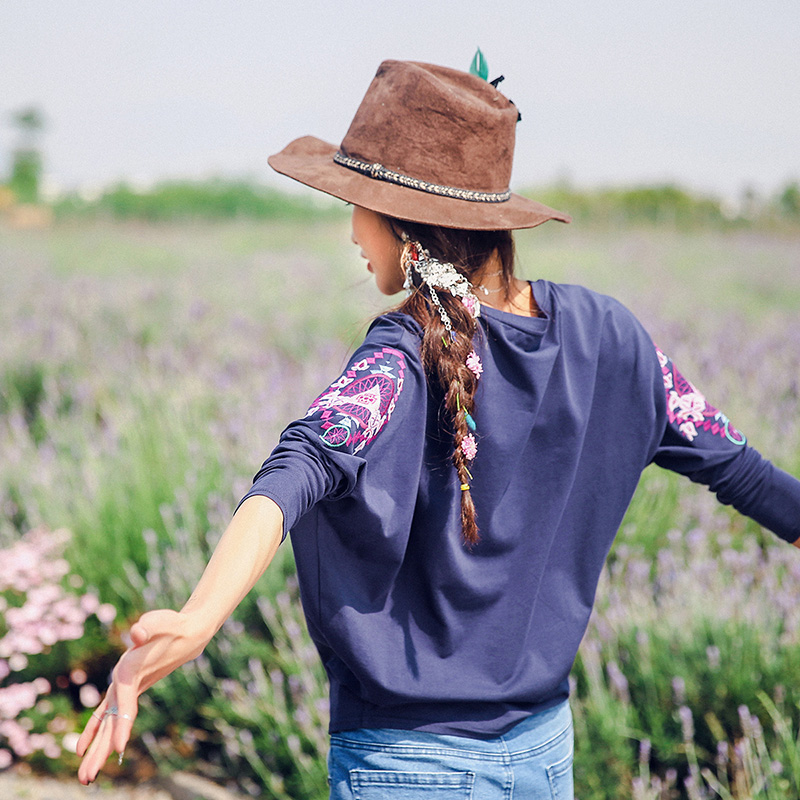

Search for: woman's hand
xmin=76 ymin=608 xmax=209 ymax=785
xmin=75 ymin=496 xmax=284 ymax=784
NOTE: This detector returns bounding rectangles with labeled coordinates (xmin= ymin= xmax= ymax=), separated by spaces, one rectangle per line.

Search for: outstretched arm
xmin=76 ymin=495 xmax=284 ymax=784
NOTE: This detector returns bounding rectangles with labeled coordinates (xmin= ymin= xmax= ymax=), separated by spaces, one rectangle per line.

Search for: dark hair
xmin=386 ymin=217 xmax=516 ymax=545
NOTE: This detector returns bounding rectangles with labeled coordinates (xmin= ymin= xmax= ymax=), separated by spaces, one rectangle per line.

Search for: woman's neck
xmin=473 ymin=255 xmax=540 ymax=317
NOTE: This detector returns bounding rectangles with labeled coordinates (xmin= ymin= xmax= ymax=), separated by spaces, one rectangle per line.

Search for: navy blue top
xmin=242 ymin=281 xmax=800 ymax=738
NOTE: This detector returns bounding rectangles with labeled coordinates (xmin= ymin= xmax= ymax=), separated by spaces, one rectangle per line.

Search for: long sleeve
xmin=239 ymin=314 xmax=424 ymax=538
xmin=651 ymin=346 xmax=800 ymax=543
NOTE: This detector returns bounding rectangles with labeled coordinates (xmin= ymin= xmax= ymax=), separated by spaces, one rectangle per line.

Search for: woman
xmin=76 ymin=60 xmax=800 ymax=798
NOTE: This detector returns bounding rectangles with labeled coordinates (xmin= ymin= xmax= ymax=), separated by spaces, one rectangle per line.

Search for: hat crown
xmin=340 ymin=60 xmax=517 ymax=195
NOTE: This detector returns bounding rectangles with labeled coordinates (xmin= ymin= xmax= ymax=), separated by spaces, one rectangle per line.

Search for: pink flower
xmin=43 ymin=740 xmax=61 ymax=759
xmin=38 ymin=628 xmax=58 ymax=647
xmin=48 ymin=716 xmax=69 ymax=734
xmin=56 ymin=624 xmax=84 ymax=641
xmin=461 ymin=434 xmax=477 ymax=461
xmin=461 ymin=294 xmax=480 ymax=318
xmin=466 ymin=350 xmax=483 ymax=378
xmin=79 ymin=684 xmax=101 ymax=709
xmin=80 ymin=593 xmax=99 ymax=614
xmin=7 ymin=654 xmax=28 ymax=672
xmin=96 ymin=603 xmax=117 ymax=625
xmin=0 ymin=681 xmax=38 ymax=718
xmin=70 ymin=668 xmax=87 ymax=686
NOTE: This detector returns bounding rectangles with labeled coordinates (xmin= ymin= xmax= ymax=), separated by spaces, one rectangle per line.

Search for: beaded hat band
xmin=333 ymin=153 xmax=512 ymax=204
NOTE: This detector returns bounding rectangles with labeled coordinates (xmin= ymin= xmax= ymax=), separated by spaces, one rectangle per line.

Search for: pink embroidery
xmin=305 ymin=347 xmax=406 ymax=453
xmin=654 ymin=345 xmax=746 ymax=446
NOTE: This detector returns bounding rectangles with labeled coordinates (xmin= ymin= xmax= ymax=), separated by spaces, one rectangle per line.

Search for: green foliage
xmin=1 ymin=362 xmax=47 ymax=440
xmin=531 ymin=182 xmax=727 ymax=229
xmin=12 ymin=107 xmax=45 ymax=135
xmin=53 ymin=179 xmax=347 ymax=223
xmin=9 ymin=149 xmax=42 ymax=204
xmin=529 ymin=180 xmax=800 ymax=231
xmin=777 ymin=182 xmax=800 ymax=218
xmin=40 ymin=173 xmax=800 ymax=231
xmin=6 ymin=105 xmax=46 ymax=203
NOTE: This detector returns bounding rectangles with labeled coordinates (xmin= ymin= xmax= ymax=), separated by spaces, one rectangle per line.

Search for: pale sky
xmin=2 ymin=1 xmax=798 ymax=203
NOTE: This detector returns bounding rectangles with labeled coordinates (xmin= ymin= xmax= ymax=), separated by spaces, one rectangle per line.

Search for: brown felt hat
xmin=268 ymin=60 xmax=570 ymax=230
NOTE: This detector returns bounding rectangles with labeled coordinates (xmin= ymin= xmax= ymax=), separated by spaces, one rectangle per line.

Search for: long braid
xmin=387 ymin=218 xmax=515 ymax=546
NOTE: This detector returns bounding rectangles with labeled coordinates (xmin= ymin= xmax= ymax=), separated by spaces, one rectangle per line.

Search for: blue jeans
xmin=328 ymin=700 xmax=573 ymax=799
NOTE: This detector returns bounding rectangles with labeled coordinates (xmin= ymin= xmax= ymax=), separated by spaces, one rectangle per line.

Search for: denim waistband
xmin=329 ymin=698 xmax=572 ymax=762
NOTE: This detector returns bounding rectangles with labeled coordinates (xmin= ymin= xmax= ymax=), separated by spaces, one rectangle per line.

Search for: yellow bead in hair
xmin=460 ymin=484 xmax=470 ymax=491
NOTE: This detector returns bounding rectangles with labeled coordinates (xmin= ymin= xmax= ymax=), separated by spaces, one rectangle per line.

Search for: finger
xmin=110 ymin=685 xmax=138 ymax=755
xmin=80 ymin=724 xmax=113 ymax=784
xmin=129 ymin=620 xmax=149 ymax=647
xmin=112 ymin=716 xmax=135 ymax=757
xmin=132 ymin=608 xmax=181 ymax=643
xmin=76 ymin=696 xmax=109 ymax=757
xmin=77 ymin=706 xmax=116 ymax=785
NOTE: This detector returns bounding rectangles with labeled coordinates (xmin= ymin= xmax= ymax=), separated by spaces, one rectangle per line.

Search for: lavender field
xmin=1 ymin=217 xmax=800 ymax=799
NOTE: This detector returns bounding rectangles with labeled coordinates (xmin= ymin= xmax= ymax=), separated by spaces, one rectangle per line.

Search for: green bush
xmin=53 ymin=179 xmax=347 ymax=223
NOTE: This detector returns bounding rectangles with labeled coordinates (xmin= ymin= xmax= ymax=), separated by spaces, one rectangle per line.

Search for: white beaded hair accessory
xmin=401 ymin=238 xmax=481 ymax=343
xmin=400 ymin=236 xmax=485 ymax=481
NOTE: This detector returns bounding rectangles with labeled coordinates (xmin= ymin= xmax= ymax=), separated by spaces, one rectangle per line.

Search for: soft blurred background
xmin=1 ymin=3 xmax=800 ymax=799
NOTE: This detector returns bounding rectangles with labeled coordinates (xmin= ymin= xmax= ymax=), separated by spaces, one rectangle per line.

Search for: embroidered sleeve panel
xmin=304 ymin=346 xmax=407 ymax=454
xmin=655 ymin=345 xmax=746 ymax=446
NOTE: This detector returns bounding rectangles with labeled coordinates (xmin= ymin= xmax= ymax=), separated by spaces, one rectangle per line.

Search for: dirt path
xmin=0 ymin=770 xmax=171 ymax=800
xmin=0 ymin=769 xmax=244 ymax=800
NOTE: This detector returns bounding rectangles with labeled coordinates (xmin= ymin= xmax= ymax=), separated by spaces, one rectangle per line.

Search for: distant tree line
xmin=52 ymin=179 xmax=344 ymax=222
xmin=2 ymin=104 xmax=798 ymax=228
xmin=530 ymin=181 xmax=800 ymax=230
xmin=49 ymin=178 xmax=800 ymax=229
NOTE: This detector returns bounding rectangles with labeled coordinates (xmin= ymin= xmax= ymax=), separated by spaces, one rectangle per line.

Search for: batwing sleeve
xmin=651 ymin=345 xmax=800 ymax=544
xmin=238 ymin=314 xmax=423 ymax=539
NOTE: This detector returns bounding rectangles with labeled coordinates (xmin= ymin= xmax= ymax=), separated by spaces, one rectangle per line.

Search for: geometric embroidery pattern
xmin=305 ymin=347 xmax=407 ymax=453
xmin=655 ymin=345 xmax=746 ymax=446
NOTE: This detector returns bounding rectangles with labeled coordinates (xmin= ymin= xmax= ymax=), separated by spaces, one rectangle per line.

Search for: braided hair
xmin=386 ymin=218 xmax=516 ymax=546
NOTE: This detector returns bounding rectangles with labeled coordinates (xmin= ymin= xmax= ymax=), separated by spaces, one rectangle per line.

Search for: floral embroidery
xmin=655 ymin=345 xmax=746 ymax=446
xmin=305 ymin=347 xmax=406 ymax=453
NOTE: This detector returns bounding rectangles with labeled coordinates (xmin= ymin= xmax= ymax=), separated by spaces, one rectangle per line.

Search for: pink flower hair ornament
xmin=461 ymin=434 xmax=478 ymax=461
xmin=466 ymin=350 xmax=483 ymax=378
xmin=461 ymin=294 xmax=481 ymax=319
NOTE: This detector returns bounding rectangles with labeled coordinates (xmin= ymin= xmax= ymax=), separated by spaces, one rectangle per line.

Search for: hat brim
xmin=269 ymin=136 xmax=571 ymax=231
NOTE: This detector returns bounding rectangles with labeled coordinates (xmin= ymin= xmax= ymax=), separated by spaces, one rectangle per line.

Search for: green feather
xmin=469 ymin=48 xmax=489 ymax=81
